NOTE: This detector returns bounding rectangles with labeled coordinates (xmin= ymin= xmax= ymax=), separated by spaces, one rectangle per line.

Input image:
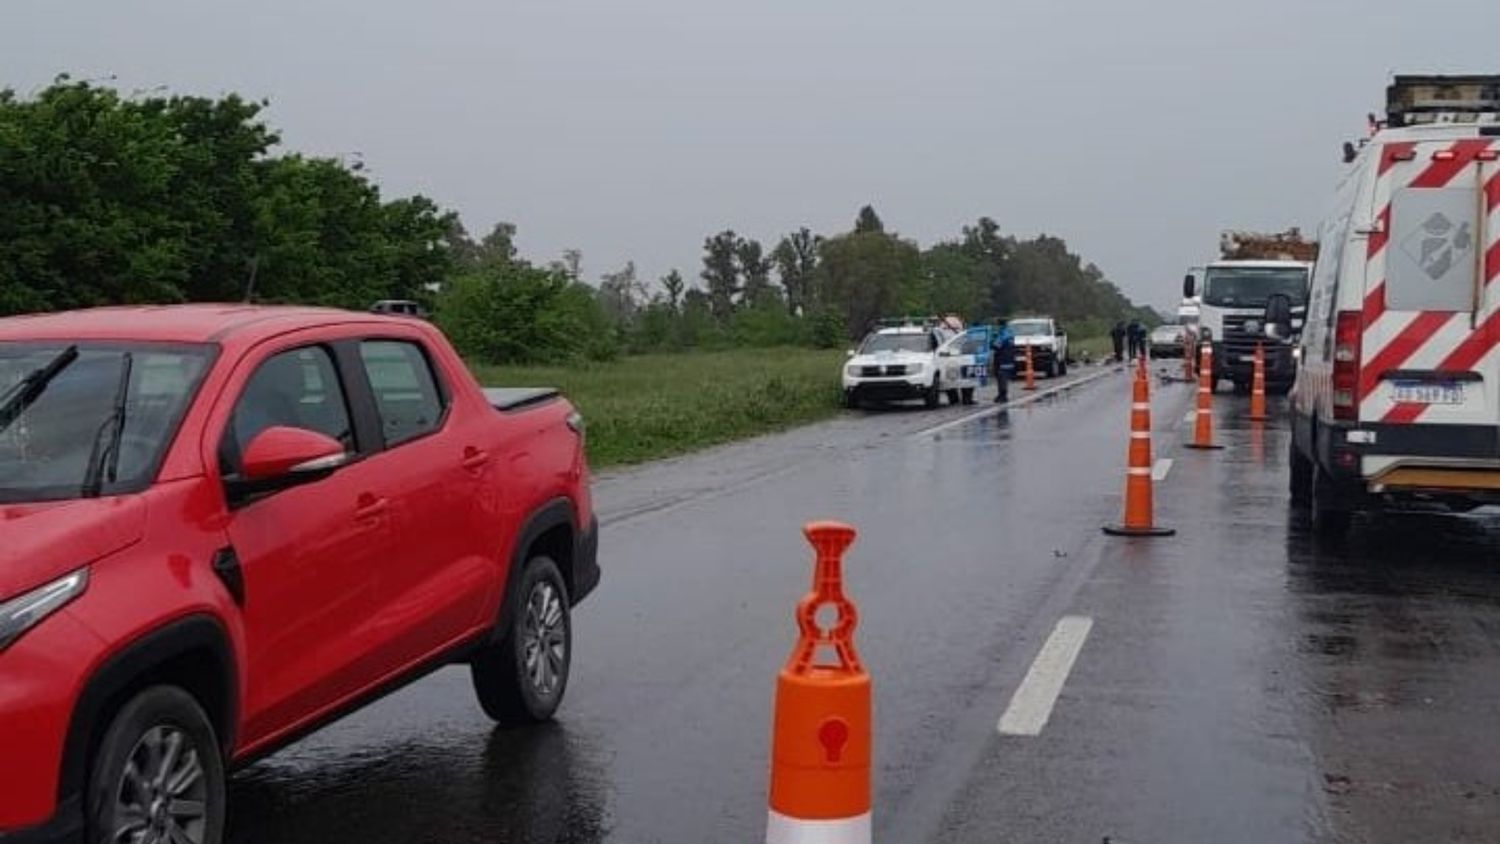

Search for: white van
xmin=1281 ymin=75 xmax=1500 ymax=537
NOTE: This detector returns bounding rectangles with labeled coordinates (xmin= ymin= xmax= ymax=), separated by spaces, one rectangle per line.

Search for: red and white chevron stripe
xmin=1358 ymin=138 xmax=1499 ymax=423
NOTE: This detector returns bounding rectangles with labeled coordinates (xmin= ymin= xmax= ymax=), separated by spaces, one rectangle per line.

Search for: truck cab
xmin=1185 ymin=260 xmax=1310 ymax=391
xmin=1283 ymin=74 xmax=1500 ymax=537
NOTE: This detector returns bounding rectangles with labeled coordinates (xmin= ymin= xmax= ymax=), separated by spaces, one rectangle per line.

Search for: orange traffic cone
xmin=1248 ymin=342 xmax=1269 ymax=421
xmin=767 ymin=522 xmax=871 ymax=844
xmin=1184 ymin=343 xmax=1224 ymax=450
xmin=1023 ymin=344 xmax=1037 ymax=391
xmin=1103 ymin=357 xmax=1175 ymax=537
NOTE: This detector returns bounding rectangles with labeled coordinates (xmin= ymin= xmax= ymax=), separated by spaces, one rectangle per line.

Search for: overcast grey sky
xmin=3 ymin=1 xmax=1493 ymax=309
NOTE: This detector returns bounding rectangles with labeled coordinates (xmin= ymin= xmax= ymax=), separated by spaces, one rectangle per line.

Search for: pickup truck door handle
xmin=354 ymin=494 xmax=389 ymax=521
xmin=462 ymin=447 xmax=490 ymax=471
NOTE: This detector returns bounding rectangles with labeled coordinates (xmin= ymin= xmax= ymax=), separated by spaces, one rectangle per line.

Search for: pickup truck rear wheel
xmin=87 ymin=686 xmax=226 ymax=844
xmin=472 ymin=556 xmax=571 ymax=723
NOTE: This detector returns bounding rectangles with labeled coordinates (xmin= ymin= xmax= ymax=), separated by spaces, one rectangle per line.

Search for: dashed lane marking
xmin=998 ymin=615 xmax=1094 ymax=737
xmin=914 ymin=366 xmax=1122 ymax=438
xmin=1152 ymin=458 xmax=1173 ymax=481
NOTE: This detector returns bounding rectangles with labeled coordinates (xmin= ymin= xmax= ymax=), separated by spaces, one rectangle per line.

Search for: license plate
xmin=1391 ymin=380 xmax=1465 ymax=405
xmin=1241 ymin=354 xmax=1257 ymax=363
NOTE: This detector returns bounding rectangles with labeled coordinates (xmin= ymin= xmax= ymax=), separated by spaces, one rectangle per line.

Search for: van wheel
xmin=1289 ymin=443 xmax=1314 ymax=504
xmin=87 ymin=686 xmax=226 ymax=844
xmin=1310 ymin=464 xmax=1353 ymax=541
xmin=473 ymin=556 xmax=572 ymax=723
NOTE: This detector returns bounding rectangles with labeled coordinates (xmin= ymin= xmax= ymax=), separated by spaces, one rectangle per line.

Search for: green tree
xmin=816 ymin=212 xmax=921 ymax=338
xmin=661 ymin=269 xmax=685 ymax=312
xmin=772 ymin=227 xmax=820 ymax=315
xmin=700 ymin=230 xmax=740 ymax=323
xmin=736 ymin=238 xmax=776 ymax=306
xmin=854 ymin=205 xmax=885 ymax=234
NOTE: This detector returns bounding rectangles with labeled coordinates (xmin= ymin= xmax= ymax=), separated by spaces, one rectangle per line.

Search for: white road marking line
xmin=998 ymin=615 xmax=1093 ymax=737
xmin=1152 ymin=457 xmax=1173 ymax=481
xmin=914 ymin=366 xmax=1121 ymax=438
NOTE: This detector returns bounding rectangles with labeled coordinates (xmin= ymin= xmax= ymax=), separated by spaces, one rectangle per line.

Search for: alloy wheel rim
xmin=522 ymin=581 xmax=567 ymax=698
xmin=112 ymin=725 xmax=209 ymax=844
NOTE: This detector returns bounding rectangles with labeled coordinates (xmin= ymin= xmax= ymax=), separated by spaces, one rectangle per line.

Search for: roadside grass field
xmin=470 ymin=348 xmax=847 ymax=468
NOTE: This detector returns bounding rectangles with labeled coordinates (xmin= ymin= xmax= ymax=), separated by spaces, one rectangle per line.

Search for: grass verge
xmin=470 ymin=348 xmax=847 ymax=468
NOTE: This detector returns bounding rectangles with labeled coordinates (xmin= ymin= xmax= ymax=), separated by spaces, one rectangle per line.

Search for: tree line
xmin=1 ymin=81 xmax=1156 ymax=364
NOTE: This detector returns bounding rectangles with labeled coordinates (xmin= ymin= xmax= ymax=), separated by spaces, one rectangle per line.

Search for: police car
xmin=843 ymin=319 xmax=961 ymax=409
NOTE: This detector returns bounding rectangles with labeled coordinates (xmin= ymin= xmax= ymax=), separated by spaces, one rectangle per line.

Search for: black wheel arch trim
xmin=494 ymin=497 xmax=597 ymax=641
xmin=55 ymin=614 xmax=237 ymax=829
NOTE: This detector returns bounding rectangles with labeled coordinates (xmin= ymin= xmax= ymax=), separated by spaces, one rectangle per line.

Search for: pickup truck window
xmin=222 ymin=346 xmax=353 ymax=474
xmin=358 ymin=340 xmax=446 ymax=447
xmin=0 ymin=344 xmax=208 ymax=502
xmin=1009 ymin=321 xmax=1052 ymax=337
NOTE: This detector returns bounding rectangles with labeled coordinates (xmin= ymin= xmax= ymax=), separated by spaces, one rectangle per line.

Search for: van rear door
xmin=1360 ymin=136 xmax=1499 ymax=454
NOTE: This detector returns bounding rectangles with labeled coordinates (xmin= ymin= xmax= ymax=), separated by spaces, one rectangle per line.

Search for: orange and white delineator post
xmin=1182 ymin=334 xmax=1195 ymax=382
xmin=766 ymin=522 xmax=871 ymax=844
xmin=1023 ymin=344 xmax=1037 ymax=391
xmin=1184 ymin=343 xmax=1224 ymax=450
xmin=1103 ymin=355 xmax=1174 ymax=537
xmin=1248 ymin=342 xmax=1269 ymax=422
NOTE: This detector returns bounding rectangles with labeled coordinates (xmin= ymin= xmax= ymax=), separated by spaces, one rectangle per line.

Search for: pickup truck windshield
xmin=1202 ymin=267 xmax=1309 ymax=308
xmin=0 ymin=343 xmax=210 ymax=503
xmin=860 ymin=333 xmax=931 ymax=354
xmin=1009 ymin=321 xmax=1051 ymax=337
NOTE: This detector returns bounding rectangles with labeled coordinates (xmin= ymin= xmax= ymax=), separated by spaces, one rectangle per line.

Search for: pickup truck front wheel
xmin=87 ymin=686 xmax=226 ymax=844
xmin=473 ymin=556 xmax=572 ymax=723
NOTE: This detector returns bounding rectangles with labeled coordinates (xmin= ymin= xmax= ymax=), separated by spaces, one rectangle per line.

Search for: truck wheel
xmin=844 ymin=390 xmax=860 ymax=410
xmin=924 ymin=379 xmax=941 ymax=409
xmin=961 ymin=388 xmax=975 ymax=405
xmin=946 ymin=389 xmax=961 ymax=406
xmin=87 ymin=686 xmax=227 ymax=844
xmin=1059 ymin=358 xmax=1068 ymax=376
xmin=1310 ymin=464 xmax=1353 ymax=541
xmin=472 ymin=556 xmax=572 ymax=723
xmin=1048 ymin=358 xmax=1060 ymax=378
xmin=1288 ymin=442 xmax=1313 ymax=504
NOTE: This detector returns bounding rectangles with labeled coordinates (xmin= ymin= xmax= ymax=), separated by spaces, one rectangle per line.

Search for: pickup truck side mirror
xmin=1263 ymin=294 xmax=1294 ymax=341
xmin=229 ymin=426 xmax=349 ymax=503
xmin=1182 ymin=274 xmax=1195 ymax=299
xmin=846 ymin=349 xmax=856 ymax=358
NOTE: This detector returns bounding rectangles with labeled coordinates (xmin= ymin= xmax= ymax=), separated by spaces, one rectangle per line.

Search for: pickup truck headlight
xmin=906 ymin=362 xmax=925 ymax=375
xmin=0 ymin=568 xmax=88 ymax=652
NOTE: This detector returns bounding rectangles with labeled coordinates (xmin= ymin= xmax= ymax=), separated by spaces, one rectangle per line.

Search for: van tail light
xmin=1332 ymin=311 xmax=1363 ymax=421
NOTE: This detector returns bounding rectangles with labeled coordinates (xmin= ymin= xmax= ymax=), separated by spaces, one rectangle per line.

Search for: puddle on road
xmin=228 ymin=722 xmax=612 ymax=844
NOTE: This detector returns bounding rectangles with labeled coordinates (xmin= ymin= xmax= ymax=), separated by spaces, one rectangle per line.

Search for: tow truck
xmin=1183 ymin=230 xmax=1316 ymax=392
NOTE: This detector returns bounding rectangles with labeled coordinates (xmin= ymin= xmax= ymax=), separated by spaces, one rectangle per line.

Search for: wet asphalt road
xmin=225 ymin=363 xmax=1500 ymax=844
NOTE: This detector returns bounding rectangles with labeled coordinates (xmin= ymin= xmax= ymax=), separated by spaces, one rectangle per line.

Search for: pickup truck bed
xmin=483 ymin=387 xmax=561 ymax=412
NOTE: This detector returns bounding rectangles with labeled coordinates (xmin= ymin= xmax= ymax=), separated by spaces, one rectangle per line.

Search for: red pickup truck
xmin=0 ymin=306 xmax=598 ymax=844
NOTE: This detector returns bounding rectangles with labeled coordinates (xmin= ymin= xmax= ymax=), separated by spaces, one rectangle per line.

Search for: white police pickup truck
xmin=843 ymin=324 xmax=959 ymax=409
xmin=1009 ymin=317 xmax=1069 ymax=378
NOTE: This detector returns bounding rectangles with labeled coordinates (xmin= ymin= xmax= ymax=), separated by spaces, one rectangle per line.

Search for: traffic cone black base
xmin=1183 ymin=443 xmax=1226 ymax=451
xmin=1102 ymin=524 xmax=1177 ymax=537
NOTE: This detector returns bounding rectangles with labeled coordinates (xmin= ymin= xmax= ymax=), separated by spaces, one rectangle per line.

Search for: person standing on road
xmin=991 ymin=319 xmax=1017 ymax=402
xmin=1110 ymin=321 xmax=1126 ymax=363
xmin=1126 ymin=319 xmax=1143 ymax=361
